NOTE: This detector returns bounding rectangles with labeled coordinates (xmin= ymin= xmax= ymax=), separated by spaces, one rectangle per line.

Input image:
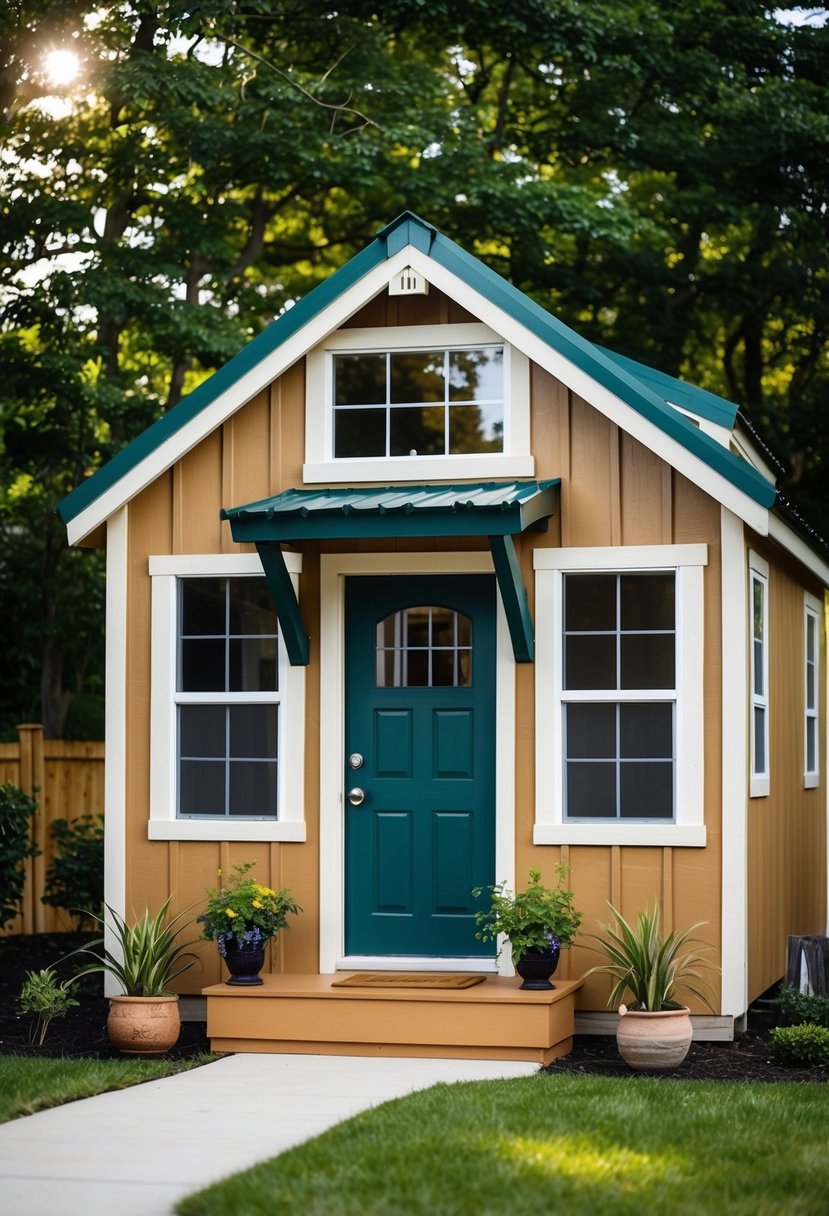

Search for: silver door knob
xmin=346 ymin=787 xmax=366 ymax=806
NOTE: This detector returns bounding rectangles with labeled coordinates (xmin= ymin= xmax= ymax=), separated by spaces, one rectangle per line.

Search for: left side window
xmin=177 ymin=578 xmax=280 ymax=819
xmin=149 ymin=554 xmax=306 ymax=842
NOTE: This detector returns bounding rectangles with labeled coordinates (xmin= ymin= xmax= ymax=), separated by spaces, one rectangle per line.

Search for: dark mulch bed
xmin=0 ymin=933 xmax=825 ymax=1080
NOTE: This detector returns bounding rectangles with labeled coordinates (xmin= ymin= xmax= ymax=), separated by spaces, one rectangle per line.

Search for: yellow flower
xmin=225 ymin=908 xmax=237 ymax=918
xmin=252 ymin=899 xmax=262 ymax=909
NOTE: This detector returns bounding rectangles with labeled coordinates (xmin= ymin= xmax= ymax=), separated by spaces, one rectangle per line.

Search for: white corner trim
xmin=317 ymin=550 xmax=515 ymax=976
xmin=721 ymin=508 xmax=748 ymax=1018
xmin=104 ymin=506 xmax=128 ymax=997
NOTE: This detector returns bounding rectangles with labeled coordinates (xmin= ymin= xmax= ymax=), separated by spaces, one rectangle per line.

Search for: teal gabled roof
xmin=58 ymin=210 xmax=776 ymax=529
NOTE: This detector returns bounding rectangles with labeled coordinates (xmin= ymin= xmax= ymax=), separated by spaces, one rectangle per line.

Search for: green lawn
xmin=177 ymin=1072 xmax=829 ymax=1216
xmin=0 ymin=1054 xmax=216 ymax=1124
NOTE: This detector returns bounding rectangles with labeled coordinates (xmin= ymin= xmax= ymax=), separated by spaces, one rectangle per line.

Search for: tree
xmin=1 ymin=1 xmax=827 ymax=735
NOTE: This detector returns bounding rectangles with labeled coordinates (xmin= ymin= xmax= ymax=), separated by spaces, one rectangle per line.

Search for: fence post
xmin=16 ymin=724 xmax=46 ymax=934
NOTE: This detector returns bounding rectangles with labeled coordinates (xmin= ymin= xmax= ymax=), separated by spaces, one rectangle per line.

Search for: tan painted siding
xmin=746 ymin=542 xmax=827 ymax=1001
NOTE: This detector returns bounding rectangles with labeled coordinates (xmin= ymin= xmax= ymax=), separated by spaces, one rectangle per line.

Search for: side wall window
xmin=749 ymin=552 xmax=769 ymax=798
xmin=148 ymin=553 xmax=306 ymax=843
xmin=804 ymin=592 xmax=821 ymax=789
xmin=534 ymin=544 xmax=707 ymax=847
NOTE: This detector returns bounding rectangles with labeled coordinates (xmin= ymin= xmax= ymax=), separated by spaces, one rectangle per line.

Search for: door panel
xmin=345 ymin=574 xmax=496 ymax=958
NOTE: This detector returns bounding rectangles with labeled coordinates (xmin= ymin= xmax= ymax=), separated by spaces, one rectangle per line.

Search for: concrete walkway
xmin=0 ymin=1053 xmax=537 ymax=1216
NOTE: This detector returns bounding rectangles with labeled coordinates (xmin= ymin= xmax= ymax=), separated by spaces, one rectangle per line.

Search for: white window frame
xmin=804 ymin=591 xmax=821 ymax=789
xmin=148 ymin=552 xmax=306 ymax=842
xmin=534 ymin=544 xmax=708 ymax=847
xmin=749 ymin=551 xmax=770 ymax=798
xmin=303 ymin=323 xmax=533 ymax=484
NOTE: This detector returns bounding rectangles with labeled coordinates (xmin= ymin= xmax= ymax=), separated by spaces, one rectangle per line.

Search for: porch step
xmin=204 ymin=973 xmax=583 ymax=1065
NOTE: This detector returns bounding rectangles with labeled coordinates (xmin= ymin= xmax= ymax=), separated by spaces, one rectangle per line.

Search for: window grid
xmin=562 ymin=572 xmax=677 ymax=822
xmin=805 ymin=600 xmax=820 ymax=785
xmin=176 ymin=577 xmax=282 ymax=820
xmin=375 ymin=606 xmax=472 ymax=688
xmin=750 ymin=569 xmax=769 ymax=786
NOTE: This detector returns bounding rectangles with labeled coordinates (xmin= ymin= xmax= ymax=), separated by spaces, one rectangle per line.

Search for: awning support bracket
xmin=256 ymin=541 xmax=310 ymax=666
xmin=488 ymin=533 xmax=534 ymax=663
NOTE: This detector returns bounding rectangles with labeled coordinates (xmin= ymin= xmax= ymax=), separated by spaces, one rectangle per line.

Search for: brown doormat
xmin=331 ymin=972 xmax=486 ymax=990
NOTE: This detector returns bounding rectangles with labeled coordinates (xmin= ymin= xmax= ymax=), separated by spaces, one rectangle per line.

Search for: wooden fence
xmin=0 ymin=724 xmax=105 ymax=935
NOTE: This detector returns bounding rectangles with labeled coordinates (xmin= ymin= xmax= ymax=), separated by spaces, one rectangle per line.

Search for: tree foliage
xmin=1 ymin=1 xmax=827 ymax=734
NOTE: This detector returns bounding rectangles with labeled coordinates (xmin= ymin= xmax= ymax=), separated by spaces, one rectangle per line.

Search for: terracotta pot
xmin=107 ymin=994 xmax=181 ymax=1055
xmin=616 ymin=1004 xmax=693 ymax=1071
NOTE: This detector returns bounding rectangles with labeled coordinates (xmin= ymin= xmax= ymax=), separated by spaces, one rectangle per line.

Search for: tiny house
xmin=59 ymin=213 xmax=827 ymax=1056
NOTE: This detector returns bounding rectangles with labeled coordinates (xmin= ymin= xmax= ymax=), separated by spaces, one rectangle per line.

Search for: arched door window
xmin=375 ymin=606 xmax=473 ymax=687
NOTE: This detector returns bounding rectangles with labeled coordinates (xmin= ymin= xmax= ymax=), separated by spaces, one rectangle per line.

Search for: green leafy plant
xmin=778 ymin=985 xmax=829 ymax=1030
xmin=42 ymin=814 xmax=104 ymax=929
xmin=72 ymin=897 xmax=198 ymax=996
xmin=19 ymin=967 xmax=79 ymax=1046
xmin=200 ymin=862 xmax=301 ymax=958
xmin=472 ymin=866 xmax=583 ymax=960
xmin=769 ymin=1023 xmax=829 ymax=1067
xmin=585 ymin=901 xmax=717 ymax=1012
xmin=0 ymin=783 xmax=40 ymax=929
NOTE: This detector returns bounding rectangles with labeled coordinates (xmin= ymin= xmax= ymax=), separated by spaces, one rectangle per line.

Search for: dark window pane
xmin=448 ymin=348 xmax=503 ymax=402
xmin=753 ymin=579 xmax=764 ymax=641
xmin=753 ymin=640 xmax=764 ymax=696
xmin=431 ymin=608 xmax=457 ymax=648
xmin=565 ymin=574 xmax=617 ymax=632
xmin=390 ymin=352 xmax=444 ymax=403
xmin=334 ymin=354 xmax=386 ymax=406
xmin=390 ymin=405 xmax=445 ymax=456
xmin=405 ymin=650 xmax=429 ymax=686
xmin=566 ymin=704 xmax=616 ymax=759
xmin=754 ymin=707 xmax=766 ymax=772
xmin=807 ymin=720 xmax=816 ymax=772
xmin=180 ymin=705 xmax=225 ymax=759
xmin=334 ymin=407 xmax=387 ymax=458
xmin=229 ymin=581 xmax=276 ymax=636
xmin=230 ymin=704 xmax=278 ymax=759
xmin=432 ymin=650 xmax=456 ymax=686
xmin=180 ymin=638 xmax=225 ymax=692
xmin=229 ymin=761 xmax=278 ymax=815
xmin=620 ymin=704 xmax=673 ymax=758
xmin=376 ymin=649 xmax=401 ymax=687
xmin=620 ymin=762 xmax=673 ymax=819
xmin=565 ymin=635 xmax=616 ymax=690
xmin=405 ymin=608 xmax=430 ymax=648
xmin=566 ymin=762 xmax=616 ymax=818
xmin=229 ymin=637 xmax=278 ymax=692
xmin=181 ymin=579 xmax=225 ymax=636
xmin=621 ymin=635 xmax=675 ymax=689
xmin=620 ymin=574 xmax=675 ymax=631
xmin=180 ymin=760 xmax=226 ymax=816
xmin=448 ymin=404 xmax=503 ymax=454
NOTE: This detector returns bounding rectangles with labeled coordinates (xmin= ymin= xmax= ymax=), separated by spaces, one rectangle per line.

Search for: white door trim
xmin=318 ymin=551 xmax=516 ymax=975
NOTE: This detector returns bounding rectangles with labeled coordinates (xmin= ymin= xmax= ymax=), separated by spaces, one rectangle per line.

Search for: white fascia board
xmin=768 ymin=513 xmax=829 ymax=588
xmin=66 ymin=249 xmax=419 ymax=546
xmin=401 ymin=247 xmax=772 ymax=537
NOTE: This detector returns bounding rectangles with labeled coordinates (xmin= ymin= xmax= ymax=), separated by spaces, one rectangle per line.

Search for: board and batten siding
xmin=746 ymin=538 xmax=827 ymax=1002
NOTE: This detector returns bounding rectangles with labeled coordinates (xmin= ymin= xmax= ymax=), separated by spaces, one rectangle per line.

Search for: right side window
xmin=749 ymin=552 xmax=769 ymax=798
xmin=563 ymin=572 xmax=676 ymax=821
xmin=804 ymin=593 xmax=821 ymax=789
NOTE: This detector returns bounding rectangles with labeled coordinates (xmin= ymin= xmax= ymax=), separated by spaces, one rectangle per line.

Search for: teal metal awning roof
xmin=222 ymin=481 xmax=559 ymax=541
xmin=222 ymin=480 xmax=560 ymax=666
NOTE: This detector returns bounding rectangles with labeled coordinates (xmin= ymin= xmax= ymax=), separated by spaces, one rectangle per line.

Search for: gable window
xmin=304 ymin=323 xmax=532 ymax=484
xmin=804 ymin=592 xmax=821 ymax=789
xmin=148 ymin=553 xmax=305 ymax=842
xmin=749 ymin=552 xmax=769 ymax=798
xmin=534 ymin=545 xmax=707 ymax=847
xmin=333 ymin=347 xmax=503 ymax=459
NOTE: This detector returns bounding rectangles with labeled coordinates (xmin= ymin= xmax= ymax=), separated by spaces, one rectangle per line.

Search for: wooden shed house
xmin=59 ymin=213 xmax=828 ymax=1061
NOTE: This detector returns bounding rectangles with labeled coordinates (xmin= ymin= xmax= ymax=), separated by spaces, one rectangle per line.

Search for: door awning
xmin=221 ymin=480 xmax=560 ymax=665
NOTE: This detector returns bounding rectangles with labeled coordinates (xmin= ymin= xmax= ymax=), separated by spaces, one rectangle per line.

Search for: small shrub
xmin=0 ymin=783 xmax=40 ymax=928
xmin=778 ymin=984 xmax=829 ymax=1029
xmin=42 ymin=814 xmax=104 ymax=929
xmin=769 ymin=1023 xmax=829 ymax=1067
xmin=19 ymin=967 xmax=79 ymax=1046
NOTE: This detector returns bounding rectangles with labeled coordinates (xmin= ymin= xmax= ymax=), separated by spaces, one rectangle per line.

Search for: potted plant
xmin=72 ymin=897 xmax=198 ymax=1054
xmin=585 ymin=901 xmax=718 ymax=1070
xmin=472 ymin=866 xmax=583 ymax=989
xmin=200 ymin=862 xmax=301 ymax=985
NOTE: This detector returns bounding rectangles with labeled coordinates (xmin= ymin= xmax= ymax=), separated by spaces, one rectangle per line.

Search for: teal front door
xmin=344 ymin=575 xmax=496 ymax=958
